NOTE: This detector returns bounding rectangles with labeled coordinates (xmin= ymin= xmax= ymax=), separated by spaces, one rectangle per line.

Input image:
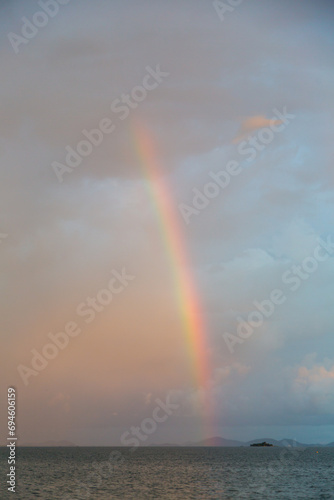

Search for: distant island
xmin=250 ymin=442 xmax=273 ymax=447
xmin=3 ymin=436 xmax=333 ymax=448
xmin=184 ymin=436 xmax=334 ymax=447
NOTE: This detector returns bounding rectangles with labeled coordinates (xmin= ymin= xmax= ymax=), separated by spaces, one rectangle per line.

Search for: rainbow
xmin=130 ymin=118 xmax=213 ymax=438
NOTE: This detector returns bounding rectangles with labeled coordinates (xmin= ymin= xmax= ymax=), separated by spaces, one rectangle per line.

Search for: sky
xmin=1 ymin=0 xmax=334 ymax=446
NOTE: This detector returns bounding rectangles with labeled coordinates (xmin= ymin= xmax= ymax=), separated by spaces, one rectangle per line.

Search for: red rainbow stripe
xmin=130 ymin=118 xmax=213 ymax=438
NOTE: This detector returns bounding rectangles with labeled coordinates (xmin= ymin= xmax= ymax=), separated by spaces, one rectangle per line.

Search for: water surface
xmin=1 ymin=446 xmax=333 ymax=499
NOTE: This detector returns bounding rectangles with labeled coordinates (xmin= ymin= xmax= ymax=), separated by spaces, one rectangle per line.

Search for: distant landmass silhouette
xmin=184 ymin=436 xmax=334 ymax=447
xmin=3 ymin=437 xmax=333 ymax=447
xmin=250 ymin=441 xmax=273 ymax=447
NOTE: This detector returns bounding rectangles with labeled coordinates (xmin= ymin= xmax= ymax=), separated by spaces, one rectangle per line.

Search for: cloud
xmin=295 ymin=364 xmax=334 ymax=384
xmin=292 ymin=362 xmax=334 ymax=414
xmin=232 ymin=115 xmax=283 ymax=143
xmin=1 ymin=0 xmax=334 ymax=445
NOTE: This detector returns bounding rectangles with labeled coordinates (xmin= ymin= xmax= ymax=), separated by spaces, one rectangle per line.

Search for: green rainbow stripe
xmin=130 ymin=118 xmax=213 ymax=438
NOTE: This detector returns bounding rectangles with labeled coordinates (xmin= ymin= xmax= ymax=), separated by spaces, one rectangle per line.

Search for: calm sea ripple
xmin=0 ymin=446 xmax=333 ymax=499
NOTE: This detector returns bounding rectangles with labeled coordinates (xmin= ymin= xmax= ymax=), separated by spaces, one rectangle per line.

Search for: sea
xmin=1 ymin=446 xmax=333 ymax=499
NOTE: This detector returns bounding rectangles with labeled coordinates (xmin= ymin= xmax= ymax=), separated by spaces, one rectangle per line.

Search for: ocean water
xmin=1 ymin=446 xmax=333 ymax=499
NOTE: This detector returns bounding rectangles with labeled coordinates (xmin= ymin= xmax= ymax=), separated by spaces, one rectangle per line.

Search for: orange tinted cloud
xmin=233 ymin=114 xmax=283 ymax=143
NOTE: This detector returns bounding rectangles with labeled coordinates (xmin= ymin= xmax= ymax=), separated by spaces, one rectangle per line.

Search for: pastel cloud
xmin=233 ymin=115 xmax=283 ymax=143
xmin=0 ymin=0 xmax=334 ymax=446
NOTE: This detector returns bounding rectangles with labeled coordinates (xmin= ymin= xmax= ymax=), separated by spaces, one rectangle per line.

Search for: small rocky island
xmin=250 ymin=442 xmax=273 ymax=447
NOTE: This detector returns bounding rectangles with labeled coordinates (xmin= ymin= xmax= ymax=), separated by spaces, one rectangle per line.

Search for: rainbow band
xmin=131 ymin=119 xmax=213 ymax=437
